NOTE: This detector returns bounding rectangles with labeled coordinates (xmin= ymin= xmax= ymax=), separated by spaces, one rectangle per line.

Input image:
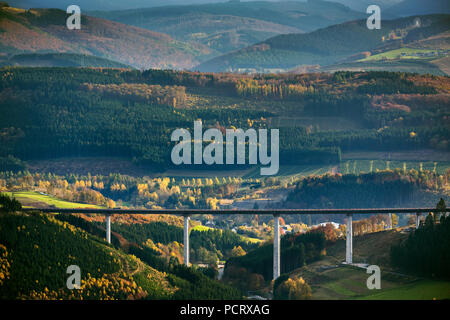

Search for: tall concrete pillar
xmin=106 ymin=214 xmax=111 ymax=244
xmin=416 ymin=213 xmax=421 ymax=229
xmin=345 ymin=213 xmax=352 ymax=264
xmin=388 ymin=213 xmax=392 ymax=229
xmin=184 ymin=215 xmax=190 ymax=266
xmin=273 ymin=214 xmax=280 ymax=280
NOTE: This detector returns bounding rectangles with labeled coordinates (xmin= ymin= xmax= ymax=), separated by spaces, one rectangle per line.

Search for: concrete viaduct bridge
xmin=23 ymin=208 xmax=449 ymax=280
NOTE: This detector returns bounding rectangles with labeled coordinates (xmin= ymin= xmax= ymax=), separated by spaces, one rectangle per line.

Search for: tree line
xmin=390 ymin=199 xmax=449 ymax=278
xmin=286 ymin=169 xmax=449 ymax=209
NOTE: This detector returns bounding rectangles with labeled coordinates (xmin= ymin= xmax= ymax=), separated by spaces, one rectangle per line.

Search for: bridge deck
xmin=21 ymin=208 xmax=450 ymax=215
xmin=19 ymin=206 xmax=449 ymax=279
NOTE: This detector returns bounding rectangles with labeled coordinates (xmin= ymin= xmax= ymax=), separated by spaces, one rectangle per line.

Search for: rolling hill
xmin=0 ymin=53 xmax=132 ymax=68
xmin=297 ymin=228 xmax=450 ymax=300
xmin=196 ymin=14 xmax=450 ymax=73
xmin=89 ymin=0 xmax=365 ymax=59
xmin=0 ymin=5 xmax=210 ymax=69
xmin=0 ymin=211 xmax=243 ymax=299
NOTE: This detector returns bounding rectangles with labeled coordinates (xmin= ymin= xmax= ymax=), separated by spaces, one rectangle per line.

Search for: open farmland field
xmin=307 ymin=265 xmax=413 ymax=300
xmin=161 ymin=168 xmax=253 ymax=179
xmin=358 ymin=280 xmax=450 ymax=300
xmin=5 ymin=191 xmax=104 ymax=209
xmin=290 ymin=229 xmax=450 ymax=300
xmin=361 ymin=48 xmax=447 ymax=62
xmin=268 ymin=116 xmax=363 ymax=131
xmin=321 ymin=59 xmax=447 ymax=76
xmin=305 ymin=264 xmax=450 ymax=300
xmin=26 ymin=157 xmax=153 ymax=176
xmin=243 ymin=159 xmax=450 ymax=180
xmin=24 ymin=154 xmax=450 ymax=181
xmin=243 ymin=164 xmax=335 ymax=179
xmin=338 ymin=160 xmax=450 ymax=175
xmin=342 ymin=150 xmax=450 ymax=162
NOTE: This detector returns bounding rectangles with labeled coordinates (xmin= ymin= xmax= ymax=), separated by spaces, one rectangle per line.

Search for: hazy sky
xmin=5 ymin=0 xmax=405 ymax=12
xmin=7 ymin=0 xmax=245 ymax=11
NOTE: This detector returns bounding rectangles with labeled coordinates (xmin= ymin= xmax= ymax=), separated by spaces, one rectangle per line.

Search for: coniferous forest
xmin=1 ymin=68 xmax=448 ymax=170
xmin=391 ymin=211 xmax=450 ymax=279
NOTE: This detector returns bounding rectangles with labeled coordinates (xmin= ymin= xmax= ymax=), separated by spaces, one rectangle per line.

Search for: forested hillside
xmin=0 ymin=211 xmax=242 ymax=299
xmin=286 ymin=169 xmax=449 ymax=209
xmin=0 ymin=67 xmax=448 ymax=171
xmin=391 ymin=209 xmax=450 ymax=279
xmin=197 ymin=14 xmax=450 ymax=73
xmin=0 ymin=53 xmax=132 ymax=68
xmin=0 ymin=5 xmax=207 ymax=69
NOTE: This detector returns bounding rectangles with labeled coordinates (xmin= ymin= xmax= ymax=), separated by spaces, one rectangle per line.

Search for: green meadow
xmin=358 ymin=280 xmax=450 ymax=300
xmin=360 ymin=48 xmax=441 ymax=62
xmin=303 ymin=264 xmax=450 ymax=300
xmin=5 ymin=191 xmax=104 ymax=209
xmin=339 ymin=160 xmax=450 ymax=175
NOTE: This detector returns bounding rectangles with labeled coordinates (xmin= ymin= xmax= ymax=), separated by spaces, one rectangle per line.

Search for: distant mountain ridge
xmin=196 ymin=14 xmax=450 ymax=73
xmin=0 ymin=6 xmax=209 ymax=69
xmin=89 ymin=0 xmax=365 ymax=60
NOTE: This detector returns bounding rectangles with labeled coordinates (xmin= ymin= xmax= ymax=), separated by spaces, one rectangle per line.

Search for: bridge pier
xmin=416 ymin=213 xmax=421 ymax=229
xmin=388 ymin=213 xmax=392 ymax=229
xmin=345 ymin=213 xmax=352 ymax=264
xmin=184 ymin=214 xmax=190 ymax=266
xmin=105 ymin=214 xmax=111 ymax=244
xmin=273 ymin=214 xmax=280 ymax=280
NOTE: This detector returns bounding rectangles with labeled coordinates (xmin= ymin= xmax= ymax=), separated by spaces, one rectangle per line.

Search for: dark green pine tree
xmin=424 ymin=213 xmax=434 ymax=229
xmin=436 ymin=198 xmax=446 ymax=224
xmin=0 ymin=193 xmax=22 ymax=213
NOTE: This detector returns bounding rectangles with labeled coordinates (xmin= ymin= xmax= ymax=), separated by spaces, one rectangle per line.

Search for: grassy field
xmin=192 ymin=225 xmax=215 ymax=232
xmin=358 ymin=280 xmax=450 ymax=300
xmin=166 ymin=164 xmax=333 ymax=180
xmin=239 ymin=235 xmax=262 ymax=244
xmin=243 ymin=164 xmax=334 ymax=179
xmin=338 ymin=160 xmax=450 ymax=175
xmin=360 ymin=48 xmax=443 ymax=62
xmin=290 ymin=229 xmax=450 ymax=300
xmin=292 ymin=261 xmax=410 ymax=300
xmin=5 ymin=191 xmax=104 ymax=209
xmin=242 ymin=159 xmax=449 ymax=180
xmin=269 ymin=116 xmax=362 ymax=131
xmin=321 ymin=59 xmax=446 ymax=76
xmin=307 ymin=265 xmax=450 ymax=300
